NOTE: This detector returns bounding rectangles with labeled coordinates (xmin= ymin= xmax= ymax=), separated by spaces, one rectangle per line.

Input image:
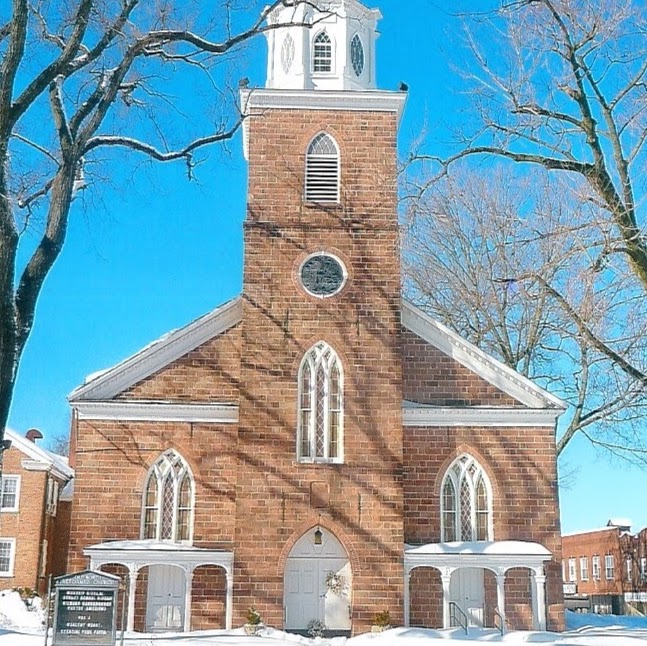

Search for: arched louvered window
xmin=305 ymin=132 xmax=340 ymax=203
xmin=441 ymin=454 xmax=492 ymax=542
xmin=142 ymin=450 xmax=194 ymax=543
xmin=297 ymin=342 xmax=343 ymax=463
xmin=313 ymin=31 xmax=332 ymax=73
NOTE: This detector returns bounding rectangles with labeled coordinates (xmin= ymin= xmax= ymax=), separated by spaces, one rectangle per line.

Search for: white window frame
xmin=568 ymin=558 xmax=577 ymax=582
xmin=626 ymin=557 xmax=633 ymax=581
xmin=0 ymin=538 xmax=16 ymax=577
xmin=605 ymin=553 xmax=615 ymax=580
xmin=140 ymin=450 xmax=195 ymax=544
xmin=440 ymin=454 xmax=493 ymax=542
xmin=297 ymin=341 xmax=344 ymax=464
xmin=592 ymin=554 xmax=601 ymax=580
xmin=580 ymin=556 xmax=589 ymax=581
xmin=641 ymin=557 xmax=646 ymax=578
xmin=0 ymin=476 xmax=20 ymax=512
xmin=312 ymin=30 xmax=334 ymax=74
xmin=305 ymin=132 xmax=340 ymax=203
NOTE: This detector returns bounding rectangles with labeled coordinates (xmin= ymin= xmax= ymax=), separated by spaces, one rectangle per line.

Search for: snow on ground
xmin=0 ymin=591 xmax=646 ymax=646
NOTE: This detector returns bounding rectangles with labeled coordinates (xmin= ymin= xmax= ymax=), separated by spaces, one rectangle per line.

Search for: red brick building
xmin=1 ymin=429 xmax=73 ymax=595
xmin=67 ymin=0 xmax=565 ymax=635
xmin=562 ymin=520 xmax=647 ymax=615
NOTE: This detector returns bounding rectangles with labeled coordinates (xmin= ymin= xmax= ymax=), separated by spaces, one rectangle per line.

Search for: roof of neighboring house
xmin=5 ymin=428 xmax=74 ymax=481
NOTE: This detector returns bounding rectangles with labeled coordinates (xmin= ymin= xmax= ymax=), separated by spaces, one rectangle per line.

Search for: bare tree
xmin=403 ymin=168 xmax=647 ymax=458
xmin=406 ymin=0 xmax=647 ymax=458
xmin=0 ymin=0 xmax=322 ymax=469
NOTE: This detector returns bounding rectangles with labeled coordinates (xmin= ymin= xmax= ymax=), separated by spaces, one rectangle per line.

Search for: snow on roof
xmin=562 ymin=525 xmax=625 ymax=538
xmin=4 ymin=428 xmax=73 ymax=480
xmin=86 ymin=539 xmax=229 ymax=552
xmin=405 ymin=540 xmax=551 ymax=557
xmin=608 ymin=518 xmax=632 ymax=529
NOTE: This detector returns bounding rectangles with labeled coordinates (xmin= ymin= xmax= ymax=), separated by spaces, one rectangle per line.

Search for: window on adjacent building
xmin=592 ymin=555 xmax=601 ymax=580
xmin=141 ymin=450 xmax=194 ymax=543
xmin=313 ymin=31 xmax=332 ymax=73
xmin=305 ymin=132 xmax=340 ymax=203
xmin=46 ymin=478 xmax=59 ymax=516
xmin=0 ymin=476 xmax=20 ymax=512
xmin=441 ymin=454 xmax=492 ymax=542
xmin=626 ymin=558 xmax=633 ymax=581
xmin=641 ymin=557 xmax=647 ymax=578
xmin=0 ymin=539 xmax=16 ymax=576
xmin=580 ymin=557 xmax=589 ymax=581
xmin=605 ymin=554 xmax=615 ymax=580
xmin=297 ymin=342 xmax=343 ymax=463
xmin=568 ymin=558 xmax=577 ymax=582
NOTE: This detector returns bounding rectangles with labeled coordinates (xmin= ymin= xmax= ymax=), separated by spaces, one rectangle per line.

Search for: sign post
xmin=52 ymin=570 xmax=120 ymax=646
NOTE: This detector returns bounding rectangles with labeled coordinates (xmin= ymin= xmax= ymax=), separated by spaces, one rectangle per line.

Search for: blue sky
xmin=8 ymin=0 xmax=646 ymax=535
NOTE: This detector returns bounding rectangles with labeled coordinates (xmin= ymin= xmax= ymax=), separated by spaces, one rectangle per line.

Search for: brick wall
xmin=234 ymin=106 xmax=403 ymax=633
xmin=0 ymin=446 xmax=47 ymax=591
xmin=404 ymin=426 xmax=564 ymax=631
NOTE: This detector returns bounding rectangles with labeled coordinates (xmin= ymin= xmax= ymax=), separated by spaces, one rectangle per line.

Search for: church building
xmin=67 ymin=0 xmax=565 ymax=635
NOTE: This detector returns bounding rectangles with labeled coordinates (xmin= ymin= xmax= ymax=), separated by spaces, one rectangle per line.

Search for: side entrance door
xmin=146 ymin=564 xmax=186 ymax=632
xmin=450 ymin=567 xmax=484 ymax=627
xmin=284 ymin=530 xmax=352 ymax=631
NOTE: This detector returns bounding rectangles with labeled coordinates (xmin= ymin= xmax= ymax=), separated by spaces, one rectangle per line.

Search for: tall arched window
xmin=142 ymin=450 xmax=194 ymax=543
xmin=305 ymin=132 xmax=340 ymax=203
xmin=313 ymin=31 xmax=332 ymax=73
xmin=297 ymin=342 xmax=343 ymax=463
xmin=441 ymin=454 xmax=492 ymax=542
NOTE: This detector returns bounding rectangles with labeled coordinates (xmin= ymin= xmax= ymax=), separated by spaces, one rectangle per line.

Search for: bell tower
xmin=264 ymin=0 xmax=381 ymax=91
xmin=235 ymin=0 xmax=407 ymax=634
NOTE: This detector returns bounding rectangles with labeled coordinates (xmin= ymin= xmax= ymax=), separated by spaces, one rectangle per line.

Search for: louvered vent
xmin=306 ymin=133 xmax=340 ymax=203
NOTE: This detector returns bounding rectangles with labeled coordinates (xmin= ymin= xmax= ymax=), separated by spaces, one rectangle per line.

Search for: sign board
xmin=53 ymin=570 xmax=120 ymax=646
xmin=625 ymin=592 xmax=647 ymax=603
xmin=563 ymin=583 xmax=577 ymax=595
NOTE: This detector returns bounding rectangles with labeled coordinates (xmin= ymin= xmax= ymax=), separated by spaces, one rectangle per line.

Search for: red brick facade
xmin=0 ymin=431 xmax=72 ymax=594
xmin=68 ymin=78 xmax=564 ymax=635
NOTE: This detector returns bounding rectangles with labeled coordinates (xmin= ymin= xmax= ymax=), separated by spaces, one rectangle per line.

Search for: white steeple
xmin=265 ymin=0 xmax=381 ymax=91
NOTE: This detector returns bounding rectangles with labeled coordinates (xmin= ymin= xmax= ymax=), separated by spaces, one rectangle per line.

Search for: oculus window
xmin=300 ymin=253 xmax=347 ymax=298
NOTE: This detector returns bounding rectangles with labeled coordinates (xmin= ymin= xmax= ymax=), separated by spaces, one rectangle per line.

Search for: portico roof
xmin=404 ymin=540 xmax=552 ymax=574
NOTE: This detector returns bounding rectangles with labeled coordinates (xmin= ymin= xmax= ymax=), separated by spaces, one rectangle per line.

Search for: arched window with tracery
xmin=305 ymin=132 xmax=340 ymax=203
xmin=142 ymin=450 xmax=194 ymax=543
xmin=313 ymin=30 xmax=333 ymax=73
xmin=441 ymin=454 xmax=492 ymax=542
xmin=297 ymin=342 xmax=343 ymax=463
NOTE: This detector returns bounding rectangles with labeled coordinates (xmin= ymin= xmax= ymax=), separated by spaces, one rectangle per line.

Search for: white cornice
xmin=69 ymin=297 xmax=243 ymax=402
xmin=241 ymin=88 xmax=407 ymax=159
xmin=402 ymin=406 xmax=561 ymax=427
xmin=402 ymin=301 xmax=566 ymax=411
xmin=73 ymin=401 xmax=239 ymax=424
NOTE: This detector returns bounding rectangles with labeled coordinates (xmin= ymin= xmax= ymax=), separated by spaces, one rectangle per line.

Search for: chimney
xmin=26 ymin=428 xmax=43 ymax=443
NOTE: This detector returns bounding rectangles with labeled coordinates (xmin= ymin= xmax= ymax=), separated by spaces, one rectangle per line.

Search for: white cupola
xmin=264 ymin=0 xmax=381 ymax=91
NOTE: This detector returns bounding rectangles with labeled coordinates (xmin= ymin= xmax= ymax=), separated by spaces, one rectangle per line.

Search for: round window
xmin=299 ymin=253 xmax=347 ymax=298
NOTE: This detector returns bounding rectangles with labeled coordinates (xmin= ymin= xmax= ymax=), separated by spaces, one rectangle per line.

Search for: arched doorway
xmin=284 ymin=527 xmax=351 ymax=632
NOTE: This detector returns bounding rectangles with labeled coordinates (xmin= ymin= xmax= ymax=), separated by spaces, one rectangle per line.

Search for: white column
xmin=184 ymin=569 xmax=195 ymax=632
xmin=495 ymin=570 xmax=506 ymax=632
xmin=441 ymin=571 xmax=452 ymax=629
xmin=531 ymin=572 xmax=547 ymax=631
xmin=404 ymin=570 xmax=411 ymax=628
xmin=126 ymin=567 xmax=138 ymax=632
xmin=225 ymin=567 xmax=234 ymax=630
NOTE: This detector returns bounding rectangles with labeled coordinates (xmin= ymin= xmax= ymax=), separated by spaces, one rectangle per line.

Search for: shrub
xmin=373 ymin=610 xmax=391 ymax=627
xmin=307 ymin=618 xmax=326 ymax=637
xmin=246 ymin=606 xmax=262 ymax=625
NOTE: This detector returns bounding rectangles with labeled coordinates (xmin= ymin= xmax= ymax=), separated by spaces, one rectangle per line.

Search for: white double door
xmin=146 ymin=565 xmax=186 ymax=632
xmin=284 ymin=531 xmax=352 ymax=631
xmin=450 ymin=568 xmax=485 ymax=627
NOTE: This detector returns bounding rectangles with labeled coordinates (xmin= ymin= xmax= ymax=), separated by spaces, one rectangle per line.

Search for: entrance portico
xmin=404 ymin=541 xmax=552 ymax=631
xmin=85 ymin=540 xmax=234 ymax=632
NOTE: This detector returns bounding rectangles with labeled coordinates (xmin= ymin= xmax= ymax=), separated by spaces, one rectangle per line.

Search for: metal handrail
xmin=493 ymin=607 xmax=506 ymax=636
xmin=449 ymin=601 xmax=469 ymax=635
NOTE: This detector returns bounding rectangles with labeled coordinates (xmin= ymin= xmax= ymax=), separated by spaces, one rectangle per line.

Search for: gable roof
xmin=69 ymin=295 xmax=564 ymax=412
xmin=5 ymin=428 xmax=74 ymax=480
xmin=401 ymin=301 xmax=566 ymax=410
xmin=69 ymin=297 xmax=243 ymax=402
